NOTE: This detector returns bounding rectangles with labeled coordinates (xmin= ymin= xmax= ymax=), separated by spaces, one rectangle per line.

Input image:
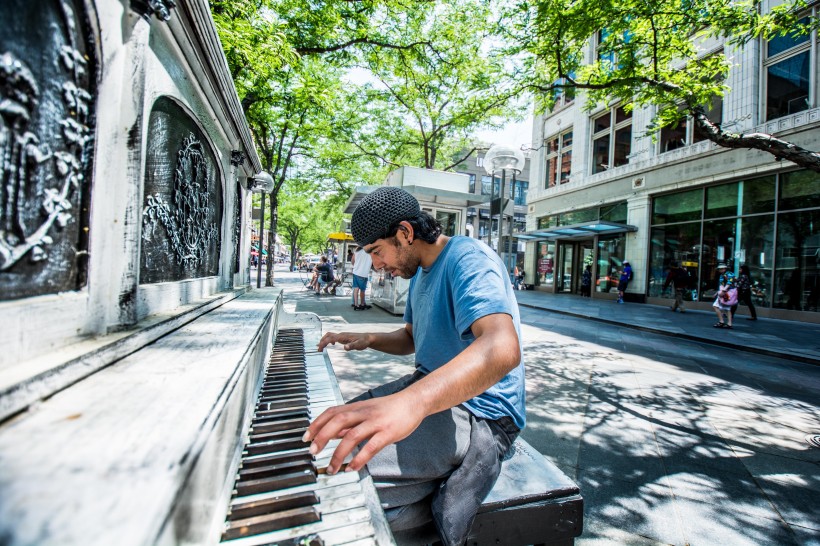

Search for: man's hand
xmin=302 ymin=392 xmax=424 ymax=475
xmin=317 ymin=331 xmax=373 ymax=352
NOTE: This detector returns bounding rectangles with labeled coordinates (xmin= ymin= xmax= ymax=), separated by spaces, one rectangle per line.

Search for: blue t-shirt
xmin=403 ymin=236 xmax=526 ymax=429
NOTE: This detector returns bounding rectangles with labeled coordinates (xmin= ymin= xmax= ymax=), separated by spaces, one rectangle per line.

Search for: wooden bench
xmin=393 ymin=437 xmax=584 ymax=546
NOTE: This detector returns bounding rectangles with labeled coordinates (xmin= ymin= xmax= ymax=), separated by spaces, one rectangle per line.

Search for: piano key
xmin=238 ymin=459 xmax=316 ymax=481
xmin=235 ymin=469 xmax=317 ymax=497
xmin=222 ymin=506 xmax=320 ymax=540
xmin=229 ymin=491 xmax=319 ymax=521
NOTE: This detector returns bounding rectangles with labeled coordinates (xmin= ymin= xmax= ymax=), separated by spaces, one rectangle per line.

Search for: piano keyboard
xmin=221 ymin=328 xmax=395 ymax=546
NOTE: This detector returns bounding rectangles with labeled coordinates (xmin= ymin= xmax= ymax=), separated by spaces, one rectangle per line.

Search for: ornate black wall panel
xmin=140 ymin=97 xmax=223 ymax=283
xmin=0 ymin=0 xmax=96 ymax=300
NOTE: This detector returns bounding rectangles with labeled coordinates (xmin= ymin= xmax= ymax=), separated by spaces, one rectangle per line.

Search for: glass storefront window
xmin=743 ymin=176 xmax=776 ymax=215
xmin=652 ymin=188 xmax=703 ymax=224
xmin=774 ymin=209 xmax=820 ymax=311
xmin=601 ymin=202 xmax=627 ymax=224
xmin=648 ymin=223 xmax=701 ymax=298
xmin=700 ymin=218 xmax=738 ymax=301
xmin=740 ymin=214 xmax=775 ymax=308
xmin=558 ymin=208 xmax=598 ymax=226
xmin=436 ymin=210 xmax=459 ymax=237
xmin=648 ymin=170 xmax=819 ymax=315
xmin=705 ymin=182 xmax=739 ymax=219
xmin=780 ymin=170 xmax=820 ymax=211
xmin=536 ymin=242 xmax=555 ymax=287
xmin=596 ymin=235 xmax=625 ymax=293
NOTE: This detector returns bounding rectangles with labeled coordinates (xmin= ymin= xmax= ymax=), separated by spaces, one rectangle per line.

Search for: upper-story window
xmin=481 ymin=175 xmax=499 ymax=197
xmin=513 ymin=179 xmax=529 ymax=205
xmin=596 ymin=29 xmax=616 ymax=66
xmin=765 ymin=15 xmax=811 ymax=120
xmin=545 ymin=129 xmax=573 ymax=188
xmin=550 ymin=75 xmax=576 ymax=112
xmin=591 ymin=106 xmax=631 ymax=174
xmin=659 ymin=92 xmax=723 ymax=153
xmin=468 ymin=173 xmax=476 ymax=194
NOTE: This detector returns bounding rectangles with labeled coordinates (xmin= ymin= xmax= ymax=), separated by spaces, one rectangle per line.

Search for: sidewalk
xmin=514 ymin=290 xmax=820 ymax=366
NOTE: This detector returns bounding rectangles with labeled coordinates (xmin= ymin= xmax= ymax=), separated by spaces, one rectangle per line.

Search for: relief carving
xmin=0 ymin=19 xmax=92 ymax=273
xmin=142 ymin=134 xmax=219 ymax=269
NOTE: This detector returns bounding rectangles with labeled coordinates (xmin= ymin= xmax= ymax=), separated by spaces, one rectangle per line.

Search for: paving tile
xmin=576 ymin=471 xmax=685 ymax=546
xmin=673 ymin=496 xmax=798 ymax=546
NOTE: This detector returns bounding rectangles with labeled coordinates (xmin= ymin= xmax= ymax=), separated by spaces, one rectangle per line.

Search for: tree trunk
xmin=265 ymin=193 xmax=278 ymax=287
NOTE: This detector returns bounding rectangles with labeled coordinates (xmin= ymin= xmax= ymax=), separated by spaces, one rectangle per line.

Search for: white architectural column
xmin=626 ymin=195 xmax=651 ymax=296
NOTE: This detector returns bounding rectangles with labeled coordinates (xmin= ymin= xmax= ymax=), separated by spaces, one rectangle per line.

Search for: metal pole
xmin=256 ymin=191 xmax=265 ymax=288
xmin=498 ymin=169 xmax=506 ymax=260
xmin=509 ymin=171 xmax=517 ymax=275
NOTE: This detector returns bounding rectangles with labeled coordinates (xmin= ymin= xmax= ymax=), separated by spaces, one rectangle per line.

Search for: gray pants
xmin=350 ymin=372 xmax=518 ymax=545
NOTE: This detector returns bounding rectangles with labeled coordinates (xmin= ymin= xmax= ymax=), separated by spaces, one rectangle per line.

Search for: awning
xmin=327 ymin=231 xmax=354 ymax=242
xmin=514 ymin=220 xmax=637 ymax=242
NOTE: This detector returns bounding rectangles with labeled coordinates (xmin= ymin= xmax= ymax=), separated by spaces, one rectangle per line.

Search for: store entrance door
xmin=558 ymin=240 xmax=595 ymax=294
xmin=557 ymin=243 xmax=574 ymax=293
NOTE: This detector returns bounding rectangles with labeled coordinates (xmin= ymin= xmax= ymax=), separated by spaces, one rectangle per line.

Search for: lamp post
xmin=249 ymin=171 xmax=274 ymax=288
xmin=483 ymin=145 xmax=525 ymax=280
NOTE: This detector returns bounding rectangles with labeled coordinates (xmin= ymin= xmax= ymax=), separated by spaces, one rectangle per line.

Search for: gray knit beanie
xmin=351 ymin=187 xmax=420 ymax=246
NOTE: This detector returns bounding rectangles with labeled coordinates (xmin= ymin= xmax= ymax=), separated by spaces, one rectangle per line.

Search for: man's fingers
xmin=345 ymin=432 xmax=389 ymax=473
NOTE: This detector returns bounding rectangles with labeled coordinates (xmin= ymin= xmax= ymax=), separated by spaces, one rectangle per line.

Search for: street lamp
xmin=248 ymin=171 xmax=274 ymax=288
xmin=483 ymin=144 xmax=525 ymax=279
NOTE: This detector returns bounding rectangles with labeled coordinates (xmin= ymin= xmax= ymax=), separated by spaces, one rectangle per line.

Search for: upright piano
xmin=0 ymin=288 xmax=583 ymax=545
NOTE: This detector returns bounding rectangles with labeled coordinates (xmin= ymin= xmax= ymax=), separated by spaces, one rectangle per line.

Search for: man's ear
xmin=398 ymin=221 xmax=414 ymax=245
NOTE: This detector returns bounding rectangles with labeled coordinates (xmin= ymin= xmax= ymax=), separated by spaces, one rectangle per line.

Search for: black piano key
xmin=222 ymin=506 xmax=321 ymax=540
xmin=249 ymin=427 xmax=306 ymax=444
xmin=258 ymin=387 xmax=307 ymax=399
xmin=241 ymin=448 xmax=312 ymax=469
xmin=253 ymin=408 xmax=310 ymax=423
xmin=246 ymin=436 xmax=310 ymax=456
xmin=251 ymin=417 xmax=310 ymax=435
xmin=256 ymin=397 xmax=308 ymax=412
xmin=229 ymin=491 xmax=319 ymax=521
xmin=234 ymin=469 xmax=317 ymax=497
xmin=238 ymin=459 xmax=315 ymax=481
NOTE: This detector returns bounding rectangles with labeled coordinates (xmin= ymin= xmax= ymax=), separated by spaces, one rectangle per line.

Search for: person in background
xmin=664 ymin=261 xmax=689 ymax=313
xmin=617 ymin=261 xmax=633 ymax=303
xmin=580 ymin=265 xmax=592 ymax=297
xmin=736 ymin=264 xmax=757 ymax=321
xmin=313 ymin=256 xmax=334 ymax=296
xmin=712 ymin=267 xmax=737 ymax=328
xmin=351 ymin=246 xmax=373 ymax=310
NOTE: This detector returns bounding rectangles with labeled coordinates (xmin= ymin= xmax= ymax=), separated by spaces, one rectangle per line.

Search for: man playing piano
xmin=306 ymin=187 xmax=525 ymax=546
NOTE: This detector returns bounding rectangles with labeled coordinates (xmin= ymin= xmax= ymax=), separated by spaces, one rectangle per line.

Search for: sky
xmin=476 ymin=117 xmax=534 ymax=151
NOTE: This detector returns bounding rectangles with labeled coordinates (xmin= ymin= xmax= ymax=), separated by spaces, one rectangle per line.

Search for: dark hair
xmin=740 ymin=264 xmax=750 ymax=275
xmin=385 ymin=210 xmax=441 ymax=244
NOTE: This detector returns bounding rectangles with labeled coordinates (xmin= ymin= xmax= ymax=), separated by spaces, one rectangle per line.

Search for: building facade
xmin=525 ymin=7 xmax=820 ymax=323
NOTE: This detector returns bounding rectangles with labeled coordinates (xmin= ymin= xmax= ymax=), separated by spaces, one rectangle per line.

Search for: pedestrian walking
xmin=617 ymin=261 xmax=632 ymax=303
xmin=663 ymin=261 xmax=688 ymax=312
xmin=736 ymin=264 xmax=757 ymax=320
xmin=713 ymin=269 xmax=738 ymax=328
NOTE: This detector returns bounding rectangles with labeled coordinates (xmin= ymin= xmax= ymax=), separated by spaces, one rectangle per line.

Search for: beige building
xmin=523 ymin=7 xmax=820 ymax=323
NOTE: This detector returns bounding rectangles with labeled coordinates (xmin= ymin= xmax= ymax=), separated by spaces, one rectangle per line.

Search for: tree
xmin=352 ymin=0 xmax=526 ymax=170
xmin=503 ymin=0 xmax=820 ymax=171
xmin=277 ymin=181 xmax=340 ymax=264
xmin=211 ymin=0 xmax=439 ymax=285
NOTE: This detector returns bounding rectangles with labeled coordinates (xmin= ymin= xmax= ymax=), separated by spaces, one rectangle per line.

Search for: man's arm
xmin=318 ymin=323 xmax=415 ymax=354
xmin=305 ymin=312 xmax=520 ymax=475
